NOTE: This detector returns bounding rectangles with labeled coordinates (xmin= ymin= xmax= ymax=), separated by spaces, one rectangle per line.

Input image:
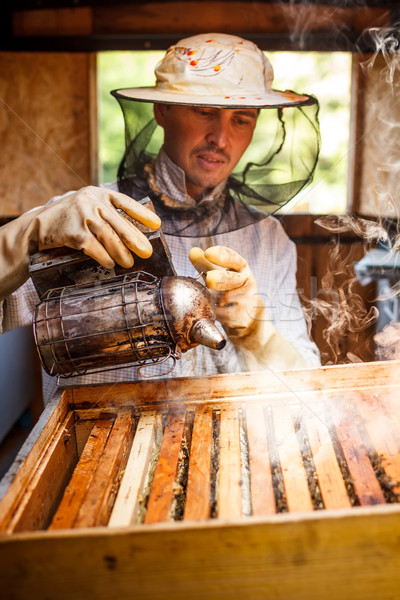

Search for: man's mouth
xmin=197 ymin=153 xmax=226 ymax=170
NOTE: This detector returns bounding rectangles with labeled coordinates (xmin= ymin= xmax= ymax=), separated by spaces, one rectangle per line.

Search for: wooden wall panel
xmin=280 ymin=215 xmax=376 ymax=365
xmin=0 ymin=52 xmax=94 ymax=216
xmin=352 ymin=53 xmax=400 ymax=218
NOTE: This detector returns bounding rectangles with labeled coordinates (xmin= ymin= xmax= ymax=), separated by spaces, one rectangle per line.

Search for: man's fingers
xmin=87 ymin=220 xmax=135 ymax=268
xmin=99 ymin=206 xmax=153 ymax=258
xmin=189 ymin=247 xmax=224 ymax=274
xmin=204 ymin=246 xmax=247 ymax=272
xmin=190 ymin=247 xmax=248 ymax=290
xmin=215 ymin=305 xmax=246 ymax=331
xmin=110 ymin=191 xmax=162 ymax=230
xmin=81 ymin=236 xmax=116 ymax=270
xmin=206 ymin=269 xmax=247 ymax=291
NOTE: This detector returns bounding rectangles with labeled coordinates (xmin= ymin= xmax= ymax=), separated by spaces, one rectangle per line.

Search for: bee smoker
xmin=29 ymin=198 xmax=225 ymax=378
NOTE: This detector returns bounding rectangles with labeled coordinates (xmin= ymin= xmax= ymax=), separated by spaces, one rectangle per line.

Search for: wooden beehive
xmin=2 ymin=360 xmax=400 ymax=599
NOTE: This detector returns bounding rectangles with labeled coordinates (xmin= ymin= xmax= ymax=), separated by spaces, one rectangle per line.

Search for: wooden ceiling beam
xmin=12 ymin=2 xmax=390 ymax=42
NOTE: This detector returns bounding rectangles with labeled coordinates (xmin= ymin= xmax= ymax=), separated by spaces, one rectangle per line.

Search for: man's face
xmin=154 ymin=104 xmax=258 ymax=200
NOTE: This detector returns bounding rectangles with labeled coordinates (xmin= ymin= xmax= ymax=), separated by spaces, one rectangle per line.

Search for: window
xmin=98 ymin=50 xmax=352 ymax=214
xmin=98 ymin=51 xmax=163 ymax=184
xmin=271 ymin=52 xmax=352 ymax=215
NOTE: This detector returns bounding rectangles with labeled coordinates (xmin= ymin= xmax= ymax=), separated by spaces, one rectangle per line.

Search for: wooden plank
xmin=109 ymin=411 xmax=157 ymax=528
xmin=280 ymin=214 xmax=369 ymax=242
xmin=352 ymin=391 xmax=400 ymax=495
xmin=69 ymin=360 xmax=400 ymax=411
xmin=218 ymin=406 xmax=242 ymax=519
xmin=271 ymin=402 xmax=313 ymax=512
xmin=296 ymin=242 xmax=313 ymax=301
xmin=0 ymin=394 xmax=69 ymax=529
xmin=13 ymin=8 xmax=93 ymax=36
xmin=13 ymin=9 xmax=58 ymax=36
xmin=245 ymin=403 xmax=275 ymax=515
xmin=342 ymin=242 xmax=375 ymax=362
xmin=73 ymin=410 xmax=105 ymax=456
xmin=312 ymin=242 xmax=336 ymax=365
xmin=302 ymin=399 xmax=351 ymax=510
xmin=279 ymin=213 xmax=312 ymax=240
xmin=73 ymin=408 xmax=135 ymax=528
xmin=184 ymin=406 xmax=213 ymax=521
xmin=331 ymin=397 xmax=385 ymax=506
xmin=4 ymin=411 xmax=77 ymax=533
xmin=11 ymin=3 xmax=389 ymax=38
xmin=88 ymin=51 xmax=99 ymax=185
xmin=93 ymin=3 xmax=389 ymax=35
xmin=144 ymin=410 xmax=186 ymax=524
xmin=347 ymin=54 xmax=366 ymax=214
xmin=3 ymin=505 xmax=400 ymax=600
xmin=74 ymin=418 xmax=97 ymax=458
xmin=49 ymin=413 xmax=115 ymax=530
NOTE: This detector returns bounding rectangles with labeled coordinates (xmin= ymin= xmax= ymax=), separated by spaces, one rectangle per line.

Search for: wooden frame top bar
xmin=66 ymin=359 xmax=400 ymax=409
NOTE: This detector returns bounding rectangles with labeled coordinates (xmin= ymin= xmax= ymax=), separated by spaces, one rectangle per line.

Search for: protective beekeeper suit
xmin=111 ymin=33 xmax=321 ymax=372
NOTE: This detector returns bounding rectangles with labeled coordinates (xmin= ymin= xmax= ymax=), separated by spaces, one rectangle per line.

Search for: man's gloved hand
xmin=189 ymin=245 xmax=263 ymax=336
xmin=189 ymin=245 xmax=307 ymax=371
xmin=0 ymin=186 xmax=161 ymax=301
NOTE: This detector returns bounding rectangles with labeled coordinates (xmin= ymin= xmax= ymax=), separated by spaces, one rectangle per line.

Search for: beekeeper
xmin=0 ymin=33 xmax=321 ymax=401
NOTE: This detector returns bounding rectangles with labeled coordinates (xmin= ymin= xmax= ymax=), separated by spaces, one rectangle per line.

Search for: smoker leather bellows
xmin=33 ymin=271 xmax=225 ymax=378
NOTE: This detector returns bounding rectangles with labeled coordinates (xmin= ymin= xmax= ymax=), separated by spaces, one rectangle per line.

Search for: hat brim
xmin=111 ymin=87 xmax=316 ymax=108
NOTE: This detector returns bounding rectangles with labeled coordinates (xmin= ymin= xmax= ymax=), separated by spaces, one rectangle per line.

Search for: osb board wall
xmin=352 ymin=52 xmax=400 ymax=218
xmin=0 ymin=53 xmax=95 ymax=216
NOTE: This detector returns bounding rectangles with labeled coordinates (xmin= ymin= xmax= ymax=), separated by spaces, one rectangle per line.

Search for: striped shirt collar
xmin=154 ymin=147 xmax=226 ymax=207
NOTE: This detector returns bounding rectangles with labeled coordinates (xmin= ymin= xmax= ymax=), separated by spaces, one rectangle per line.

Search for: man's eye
xmin=194 ymin=108 xmax=213 ymax=117
xmin=235 ymin=118 xmax=251 ymax=127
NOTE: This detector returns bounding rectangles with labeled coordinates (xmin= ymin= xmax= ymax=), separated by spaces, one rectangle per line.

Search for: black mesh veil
xmin=113 ymin=94 xmax=320 ymax=237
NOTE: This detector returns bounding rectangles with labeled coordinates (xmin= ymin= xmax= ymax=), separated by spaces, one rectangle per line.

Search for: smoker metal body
xmin=33 ymin=271 xmax=225 ymax=378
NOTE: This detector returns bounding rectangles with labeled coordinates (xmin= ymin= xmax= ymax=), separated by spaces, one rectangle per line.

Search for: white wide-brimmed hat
xmin=112 ymin=33 xmax=314 ymax=108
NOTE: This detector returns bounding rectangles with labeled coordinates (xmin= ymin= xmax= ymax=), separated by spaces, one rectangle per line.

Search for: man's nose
xmin=205 ymin=118 xmax=230 ymax=148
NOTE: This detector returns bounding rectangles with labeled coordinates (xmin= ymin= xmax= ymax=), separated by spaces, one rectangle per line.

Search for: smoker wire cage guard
xmin=33 ymin=271 xmax=176 ymax=378
xmin=33 ymin=270 xmax=225 ymax=379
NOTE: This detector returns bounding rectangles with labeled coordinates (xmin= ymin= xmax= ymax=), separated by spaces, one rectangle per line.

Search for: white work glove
xmin=0 ymin=186 xmax=161 ymax=301
xmin=189 ymin=245 xmax=307 ymax=371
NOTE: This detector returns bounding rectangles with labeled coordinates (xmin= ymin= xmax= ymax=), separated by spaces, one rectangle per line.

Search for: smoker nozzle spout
xmin=161 ymin=276 xmax=226 ymax=352
xmin=189 ymin=318 xmax=226 ymax=351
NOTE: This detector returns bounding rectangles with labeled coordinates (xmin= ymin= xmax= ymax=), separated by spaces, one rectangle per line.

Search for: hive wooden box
xmin=2 ymin=360 xmax=400 ymax=599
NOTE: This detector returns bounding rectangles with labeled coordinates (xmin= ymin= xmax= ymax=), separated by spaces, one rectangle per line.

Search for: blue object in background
xmin=0 ymin=326 xmax=36 ymax=444
xmin=355 ymin=248 xmax=400 ymax=335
